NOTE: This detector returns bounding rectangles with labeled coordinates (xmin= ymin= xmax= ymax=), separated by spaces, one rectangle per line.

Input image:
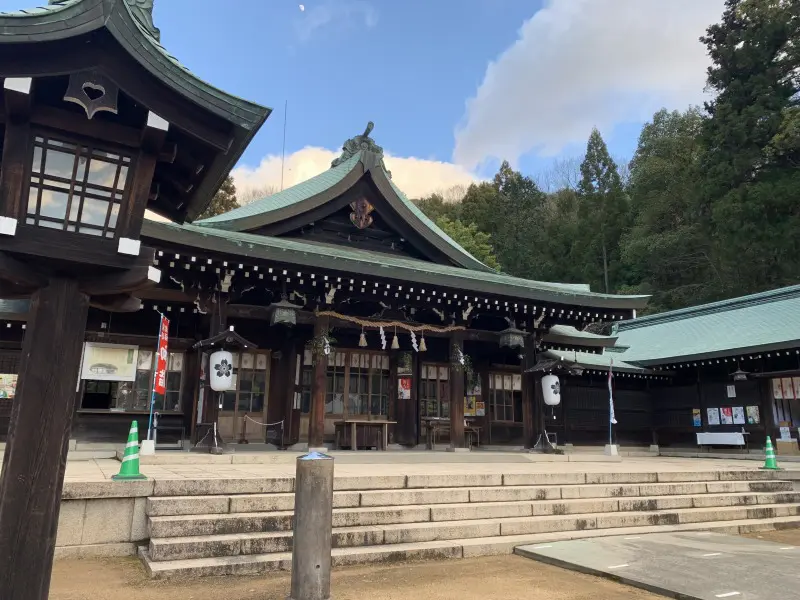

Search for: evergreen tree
xmin=576 ymin=129 xmax=630 ymax=293
xmin=434 ymin=217 xmax=501 ymax=270
xmin=198 ymin=175 xmax=239 ymax=220
xmin=414 ymin=193 xmax=461 ymax=222
xmin=700 ymin=0 xmax=800 ymax=296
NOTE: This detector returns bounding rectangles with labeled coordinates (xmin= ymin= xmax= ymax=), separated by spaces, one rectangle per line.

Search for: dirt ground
xmin=50 ymin=555 xmax=659 ymax=600
xmin=742 ymin=528 xmax=800 ymax=546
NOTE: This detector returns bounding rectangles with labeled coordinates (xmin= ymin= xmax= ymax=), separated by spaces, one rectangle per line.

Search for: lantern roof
xmin=0 ymin=0 xmax=271 ymax=222
xmin=193 ymin=327 xmax=257 ymax=351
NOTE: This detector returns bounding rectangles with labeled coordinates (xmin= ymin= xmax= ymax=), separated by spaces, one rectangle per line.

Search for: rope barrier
xmin=243 ymin=415 xmax=285 ymax=428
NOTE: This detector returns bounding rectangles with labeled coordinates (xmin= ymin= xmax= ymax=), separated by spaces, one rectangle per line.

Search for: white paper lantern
xmin=542 ymin=374 xmax=561 ymax=406
xmin=210 ymin=350 xmax=234 ymax=392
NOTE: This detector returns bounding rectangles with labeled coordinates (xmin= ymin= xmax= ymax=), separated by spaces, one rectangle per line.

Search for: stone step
xmin=141 ymin=514 xmax=800 ymax=579
xmin=145 ymin=479 xmax=794 ymax=516
xmin=148 ymin=491 xmax=800 ymax=538
xmin=147 ymin=496 xmax=800 ymax=561
xmin=144 ymin=470 xmax=786 ymax=498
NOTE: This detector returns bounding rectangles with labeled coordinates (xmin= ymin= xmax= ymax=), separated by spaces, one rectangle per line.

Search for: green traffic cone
xmin=761 ymin=436 xmax=781 ymax=471
xmin=112 ymin=421 xmax=147 ymax=481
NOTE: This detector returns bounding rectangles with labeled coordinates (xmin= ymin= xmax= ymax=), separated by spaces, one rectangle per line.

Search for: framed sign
xmin=707 ymin=407 xmax=721 ymax=426
xmin=80 ymin=343 xmax=138 ymax=382
xmin=0 ymin=374 xmax=17 ymax=399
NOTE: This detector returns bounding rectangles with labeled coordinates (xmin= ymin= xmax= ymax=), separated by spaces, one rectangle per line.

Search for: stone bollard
xmin=289 ymin=451 xmax=334 ymax=600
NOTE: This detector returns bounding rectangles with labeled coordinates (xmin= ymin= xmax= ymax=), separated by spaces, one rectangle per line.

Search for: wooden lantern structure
xmin=0 ymin=1 xmax=269 ymax=597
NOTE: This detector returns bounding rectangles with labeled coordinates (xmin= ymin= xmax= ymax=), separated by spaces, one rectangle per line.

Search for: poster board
xmin=720 ymin=407 xmax=734 ymax=425
xmin=692 ymin=409 xmax=702 ymax=427
xmin=464 ymin=396 xmax=476 ymax=417
xmin=0 ymin=374 xmax=17 ymax=399
xmin=80 ymin=343 xmax=138 ymax=382
xmin=707 ymin=407 xmax=721 ymax=426
xmin=732 ymin=406 xmax=745 ymax=425
xmin=398 ymin=378 xmax=411 ymax=400
xmin=746 ymin=405 xmax=760 ymax=425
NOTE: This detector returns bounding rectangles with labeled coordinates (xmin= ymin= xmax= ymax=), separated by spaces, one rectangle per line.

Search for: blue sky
xmin=1 ymin=0 xmax=725 ymax=196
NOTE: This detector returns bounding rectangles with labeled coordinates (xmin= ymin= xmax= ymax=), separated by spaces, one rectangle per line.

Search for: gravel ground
xmin=742 ymin=528 xmax=800 ymax=546
xmin=50 ymin=555 xmax=659 ymax=600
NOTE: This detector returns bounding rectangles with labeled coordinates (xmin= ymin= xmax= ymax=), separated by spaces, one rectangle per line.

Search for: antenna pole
xmin=280 ymin=99 xmax=288 ymax=191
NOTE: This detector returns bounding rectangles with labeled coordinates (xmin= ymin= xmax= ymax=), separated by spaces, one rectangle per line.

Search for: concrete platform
xmin=516 ymin=531 xmax=800 ymax=599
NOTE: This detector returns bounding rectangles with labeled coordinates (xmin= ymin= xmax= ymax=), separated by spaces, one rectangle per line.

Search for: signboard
xmin=726 ymin=385 xmax=736 ymax=398
xmin=80 ymin=343 xmax=138 ymax=382
xmin=780 ymin=426 xmax=792 ymax=441
xmin=0 ymin=374 xmax=17 ymax=399
xmin=707 ymin=407 xmax=721 ymax=426
xmin=154 ymin=315 xmax=170 ymax=395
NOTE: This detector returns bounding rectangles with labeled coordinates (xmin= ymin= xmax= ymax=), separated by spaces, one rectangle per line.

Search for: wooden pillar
xmin=521 ymin=341 xmax=537 ymax=448
xmin=203 ymin=300 xmax=227 ymax=427
xmin=308 ymin=315 xmax=329 ymax=449
xmin=0 ymin=278 xmax=89 ymax=600
xmin=449 ymin=332 xmax=465 ymax=449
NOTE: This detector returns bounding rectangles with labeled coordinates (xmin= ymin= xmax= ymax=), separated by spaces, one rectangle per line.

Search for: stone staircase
xmin=140 ymin=470 xmax=800 ymax=579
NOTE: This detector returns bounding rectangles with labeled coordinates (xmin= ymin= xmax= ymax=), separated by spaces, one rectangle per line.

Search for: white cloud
xmin=453 ymin=0 xmax=725 ymax=170
xmin=232 ymin=146 xmax=479 ymax=201
xmin=295 ymin=1 xmax=378 ymax=42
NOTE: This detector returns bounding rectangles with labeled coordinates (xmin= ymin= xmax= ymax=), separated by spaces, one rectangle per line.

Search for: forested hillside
xmin=414 ymin=0 xmax=799 ymax=314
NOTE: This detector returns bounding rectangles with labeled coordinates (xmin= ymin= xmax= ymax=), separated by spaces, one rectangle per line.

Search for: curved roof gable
xmin=197 ymin=123 xmax=493 ymax=272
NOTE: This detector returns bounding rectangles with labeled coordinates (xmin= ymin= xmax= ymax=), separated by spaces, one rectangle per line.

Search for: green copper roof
xmin=541 ymin=349 xmax=648 ymax=374
xmin=142 ymin=219 xmax=650 ymax=310
xmin=613 ymin=285 xmax=800 ymax=364
xmin=198 ymin=152 xmax=363 ymax=225
xmin=0 ymin=0 xmax=270 ymax=131
xmin=544 ymin=325 xmax=618 ymax=348
xmin=196 ymin=124 xmax=493 ymax=272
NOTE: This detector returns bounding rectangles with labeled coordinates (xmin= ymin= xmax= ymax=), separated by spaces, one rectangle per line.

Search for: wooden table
xmin=334 ymin=419 xmax=397 ymax=450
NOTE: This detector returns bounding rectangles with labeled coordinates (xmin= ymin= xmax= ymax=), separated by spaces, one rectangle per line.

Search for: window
xmin=26 ymin=135 xmax=131 ymax=238
xmin=299 ymin=349 xmax=389 ymax=417
xmin=489 ymin=373 xmax=522 ymax=422
xmin=219 ymin=352 xmax=270 ymax=414
xmin=420 ymin=364 xmax=450 ymax=419
xmin=80 ymin=349 xmax=184 ymax=413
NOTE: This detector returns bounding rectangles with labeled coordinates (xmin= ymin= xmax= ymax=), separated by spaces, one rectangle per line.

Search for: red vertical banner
xmin=154 ymin=315 xmax=170 ymax=395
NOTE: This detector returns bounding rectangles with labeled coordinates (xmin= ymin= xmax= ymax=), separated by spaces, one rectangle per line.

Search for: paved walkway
xmin=517 ymin=531 xmax=800 ymax=600
xmin=56 ymin=453 xmax=800 ymax=484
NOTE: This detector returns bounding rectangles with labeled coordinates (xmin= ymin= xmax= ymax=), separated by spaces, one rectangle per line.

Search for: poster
xmin=720 ymin=407 xmax=734 ymax=425
xmin=780 ymin=426 xmax=792 ymax=441
xmin=732 ymin=406 xmax=746 ymax=425
xmin=773 ymin=378 xmax=784 ymax=400
xmin=707 ymin=407 xmax=721 ymax=426
xmin=398 ymin=377 xmax=411 ymax=400
xmin=154 ymin=315 xmax=170 ymax=395
xmin=464 ymin=396 xmax=476 ymax=417
xmin=0 ymin=374 xmax=17 ymax=399
xmin=782 ymin=377 xmax=796 ymax=400
xmin=726 ymin=385 xmax=736 ymax=398
xmin=794 ymin=377 xmax=800 ymax=400
xmin=80 ymin=343 xmax=138 ymax=382
xmin=476 ymin=401 xmax=485 ymax=417
xmin=746 ymin=405 xmax=760 ymax=425
xmin=468 ymin=382 xmax=482 ymax=396
xmin=692 ymin=409 xmax=702 ymax=427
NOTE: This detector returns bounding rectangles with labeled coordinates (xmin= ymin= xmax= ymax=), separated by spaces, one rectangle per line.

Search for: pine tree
xmin=198 ymin=175 xmax=239 ymax=220
xmin=576 ymin=129 xmax=630 ymax=293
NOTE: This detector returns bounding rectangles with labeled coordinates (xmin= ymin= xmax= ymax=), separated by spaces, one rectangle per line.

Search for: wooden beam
xmin=30 ymin=105 xmax=140 ymax=148
xmin=449 ymin=331 xmax=466 ymax=449
xmin=0 ymin=252 xmax=46 ymax=289
xmin=3 ymin=78 xmax=32 ymax=120
xmin=140 ymin=112 xmax=169 ymax=155
xmin=90 ymin=294 xmax=143 ymax=313
xmin=0 ymin=114 xmax=30 ymax=221
xmin=308 ymin=314 xmax=329 ymax=448
xmin=79 ymin=264 xmax=160 ymax=296
xmin=0 ymin=225 xmax=154 ymax=271
xmin=0 ymin=278 xmax=90 ymax=600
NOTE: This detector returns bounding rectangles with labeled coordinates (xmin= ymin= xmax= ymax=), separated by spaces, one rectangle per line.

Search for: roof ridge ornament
xmin=331 ymin=121 xmax=392 ymax=178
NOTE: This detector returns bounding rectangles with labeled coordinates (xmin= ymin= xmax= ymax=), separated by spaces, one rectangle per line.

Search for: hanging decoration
xmin=315 ymin=310 xmax=466 ymax=334
xmin=379 ymin=326 xmax=387 ymax=350
xmin=410 ymin=331 xmax=418 ymax=352
xmin=359 ymin=328 xmax=368 ymax=348
xmin=391 ymin=327 xmax=400 ymax=350
xmin=499 ymin=327 xmax=526 ymax=349
xmin=450 ymin=344 xmax=474 ymax=382
xmin=306 ymin=330 xmax=336 ymax=364
xmin=419 ymin=331 xmax=427 ymax=352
